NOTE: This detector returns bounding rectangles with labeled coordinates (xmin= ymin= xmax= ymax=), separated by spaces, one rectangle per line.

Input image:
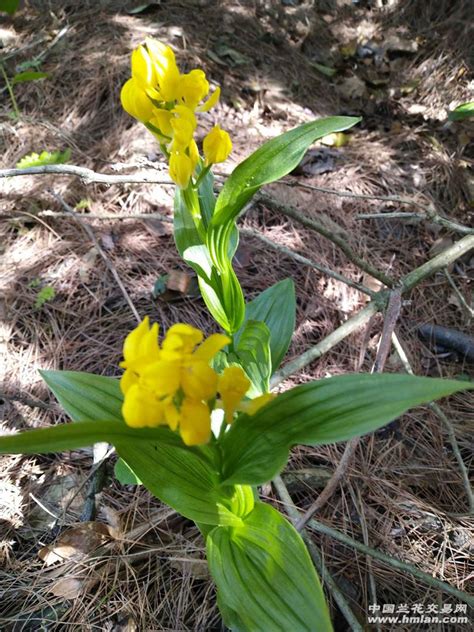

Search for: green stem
xmin=193 ymin=164 xmax=211 ymax=189
xmin=183 ymin=184 xmax=206 ymax=242
xmin=0 ymin=63 xmax=20 ymax=120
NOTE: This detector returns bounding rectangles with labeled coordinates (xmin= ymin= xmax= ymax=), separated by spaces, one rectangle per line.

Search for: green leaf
xmin=0 ymin=417 xmax=239 ymax=526
xmin=16 ymin=148 xmax=71 ymax=169
xmin=220 ymin=373 xmax=473 ymax=485
xmin=34 ymin=285 xmax=55 ymax=309
xmin=12 ymin=71 xmax=50 ymax=84
xmin=40 ymin=370 xmax=124 ymax=423
xmin=234 ymin=320 xmax=271 ymax=397
xmin=15 ymin=369 xmax=255 ymax=526
xmin=448 ymin=101 xmax=474 ymax=121
xmin=0 ymin=0 xmax=20 ymax=15
xmin=206 ymin=117 xmax=360 ymax=332
xmin=235 ymin=279 xmax=295 ymax=372
xmin=207 ymin=502 xmax=332 ymax=632
xmin=213 ymin=117 xmax=360 ymax=226
xmin=114 ymin=457 xmax=141 ymax=485
xmin=309 ymin=61 xmax=337 ymax=77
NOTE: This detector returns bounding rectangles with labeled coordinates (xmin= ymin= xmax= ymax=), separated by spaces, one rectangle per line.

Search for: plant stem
xmin=0 ymin=63 xmax=20 ymax=120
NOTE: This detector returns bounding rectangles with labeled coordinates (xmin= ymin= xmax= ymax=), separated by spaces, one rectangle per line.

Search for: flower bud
xmin=203 ymin=125 xmax=232 ymax=165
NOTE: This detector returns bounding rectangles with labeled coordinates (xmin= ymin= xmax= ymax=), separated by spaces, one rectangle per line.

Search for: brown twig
xmin=0 ymin=390 xmax=55 ymax=411
xmin=273 ymin=234 xmax=474 ymax=384
xmin=284 ymin=179 xmax=473 ymax=236
xmin=0 ymin=164 xmax=172 ymax=186
xmin=256 ymin=191 xmax=396 ymax=288
xmin=240 ymin=227 xmax=376 ymax=297
xmin=293 ymin=288 xmax=402 ymax=530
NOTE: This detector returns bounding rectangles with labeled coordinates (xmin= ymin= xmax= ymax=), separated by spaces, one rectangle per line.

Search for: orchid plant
xmin=1 ymin=40 xmax=472 ymax=631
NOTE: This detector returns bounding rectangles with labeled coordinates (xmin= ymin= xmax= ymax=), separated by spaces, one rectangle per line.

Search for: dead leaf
xmin=100 ymin=232 xmax=115 ymax=251
xmin=169 ymin=555 xmax=210 ymax=579
xmin=339 ymin=40 xmax=358 ymax=57
xmin=99 ymin=505 xmax=122 ymax=539
xmin=49 ymin=577 xmax=85 ymax=599
xmin=39 ymin=522 xmax=112 ymax=565
xmin=167 ymin=270 xmax=192 ymax=293
xmin=153 ymin=271 xmax=200 ymax=302
xmin=320 ymin=132 xmax=348 ymax=147
xmin=384 ymin=34 xmax=418 ymax=54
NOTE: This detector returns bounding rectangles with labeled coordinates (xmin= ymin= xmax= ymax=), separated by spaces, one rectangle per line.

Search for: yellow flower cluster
xmin=120 ymin=318 xmax=273 ymax=446
xmin=121 ymin=39 xmax=232 ymax=188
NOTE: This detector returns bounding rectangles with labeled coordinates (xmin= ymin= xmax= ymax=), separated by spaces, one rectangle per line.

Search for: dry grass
xmin=1 ymin=0 xmax=473 ymax=630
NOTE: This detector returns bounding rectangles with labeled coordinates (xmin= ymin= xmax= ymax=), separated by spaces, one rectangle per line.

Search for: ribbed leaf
xmin=220 ymin=374 xmax=473 ymax=485
xmin=24 ymin=370 xmax=248 ymax=525
xmin=0 ymin=419 xmax=238 ymax=525
xmin=212 ymin=117 xmax=361 ymax=227
xmin=40 ymin=370 xmax=123 ymax=422
xmin=114 ymin=457 xmax=141 ymax=485
xmin=207 ymin=502 xmax=332 ymax=632
xmin=234 ymin=320 xmax=271 ymax=396
xmin=235 ymin=279 xmax=295 ymax=372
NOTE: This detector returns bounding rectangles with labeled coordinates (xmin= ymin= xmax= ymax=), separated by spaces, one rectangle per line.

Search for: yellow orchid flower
xmin=120 ymin=319 xmax=276 ymax=444
xmin=121 ymin=39 xmax=231 ymax=188
xmin=169 ymin=151 xmax=195 ymax=188
xmin=203 ymin=125 xmax=232 ymax=166
xmin=119 ymin=319 xmax=230 ymax=445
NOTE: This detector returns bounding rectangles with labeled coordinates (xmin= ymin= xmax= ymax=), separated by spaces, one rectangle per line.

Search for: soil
xmin=0 ymin=1 xmax=473 ymax=630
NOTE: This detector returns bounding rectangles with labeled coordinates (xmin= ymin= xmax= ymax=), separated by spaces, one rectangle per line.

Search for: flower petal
xmin=179 ymin=399 xmax=211 ymax=446
xmin=218 ymin=366 xmax=250 ymax=423
xmin=122 ymin=317 xmax=150 ymax=364
xmin=120 ymin=78 xmax=154 ymax=123
xmin=141 ymin=360 xmax=181 ymax=397
xmin=193 ymin=333 xmax=231 ymax=362
xmin=181 ymin=361 xmax=218 ymax=401
xmin=122 ymin=384 xmax=165 ymax=428
xmin=197 ymin=86 xmax=220 ymax=112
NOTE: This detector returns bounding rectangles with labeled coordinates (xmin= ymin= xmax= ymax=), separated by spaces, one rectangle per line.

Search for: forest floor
xmin=0 ymin=1 xmax=473 ymax=630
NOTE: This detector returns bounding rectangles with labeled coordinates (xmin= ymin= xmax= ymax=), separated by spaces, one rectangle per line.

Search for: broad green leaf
xmin=220 ymin=374 xmax=474 ymax=485
xmin=0 ymin=418 xmax=238 ymax=526
xmin=448 ymin=101 xmax=474 ymax=121
xmin=207 ymin=502 xmax=332 ymax=632
xmin=16 ymin=148 xmax=71 ymax=169
xmin=12 ymin=71 xmax=50 ymax=84
xmin=212 ymin=117 xmax=360 ymax=226
xmin=234 ymin=320 xmax=271 ymax=397
xmin=235 ymin=279 xmax=295 ymax=372
xmin=114 ymin=457 xmax=141 ymax=485
xmin=0 ymin=0 xmax=20 ymax=15
xmin=40 ymin=370 xmax=123 ymax=422
xmin=207 ymin=117 xmax=360 ymax=282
